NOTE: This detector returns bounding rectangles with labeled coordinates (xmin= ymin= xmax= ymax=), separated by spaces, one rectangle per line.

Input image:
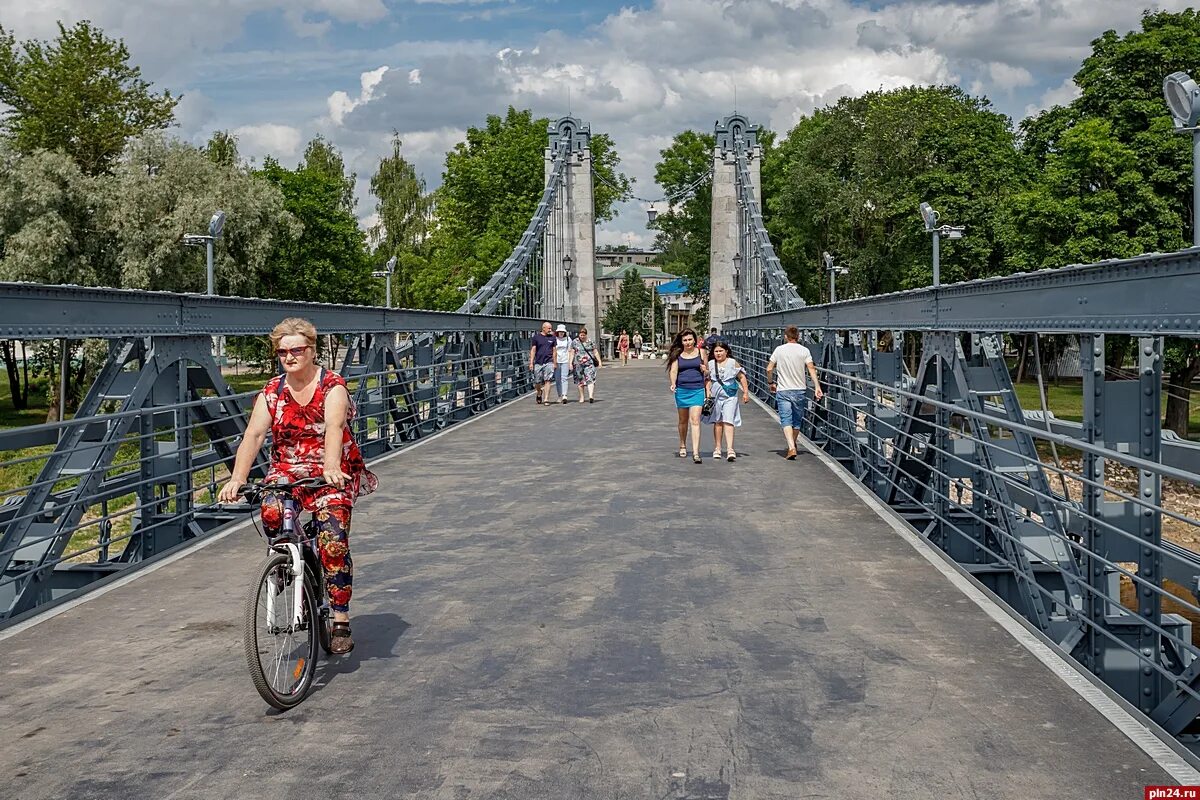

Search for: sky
xmin=1 ymin=0 xmax=1192 ymax=248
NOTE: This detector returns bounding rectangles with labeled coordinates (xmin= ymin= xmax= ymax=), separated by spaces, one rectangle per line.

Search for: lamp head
xmin=647 ymin=206 xmax=658 ymax=224
xmin=919 ymin=202 xmax=938 ymax=231
xmin=208 ymin=210 xmax=226 ymax=238
xmin=1165 ymin=71 xmax=1200 ymax=128
xmin=386 ymin=255 xmax=397 ymax=273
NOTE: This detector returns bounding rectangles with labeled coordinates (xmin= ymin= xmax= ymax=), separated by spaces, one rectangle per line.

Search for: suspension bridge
xmin=2 ymin=114 xmax=1200 ymax=797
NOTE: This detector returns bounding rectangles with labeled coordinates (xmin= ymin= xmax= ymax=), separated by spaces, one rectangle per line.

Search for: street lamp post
xmin=919 ymin=202 xmax=964 ymax=288
xmin=732 ymin=252 xmax=743 ymax=317
xmin=371 ymin=255 xmax=398 ymax=307
xmin=456 ymin=276 xmax=476 ymax=312
xmin=1164 ymin=71 xmax=1200 ymax=246
xmin=822 ymin=251 xmax=848 ymax=303
xmin=182 ymin=211 xmax=226 ymax=295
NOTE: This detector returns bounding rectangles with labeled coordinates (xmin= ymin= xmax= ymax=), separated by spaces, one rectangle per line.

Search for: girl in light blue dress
xmin=702 ymin=341 xmax=750 ymax=461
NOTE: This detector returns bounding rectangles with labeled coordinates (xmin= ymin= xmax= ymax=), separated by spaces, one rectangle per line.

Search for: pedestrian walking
xmin=529 ymin=321 xmax=557 ymax=405
xmin=667 ymin=328 xmax=709 ymax=463
xmin=618 ymin=329 xmax=630 ymax=366
xmin=632 ymin=331 xmax=644 ymax=359
xmin=570 ymin=327 xmax=603 ymax=403
xmin=702 ymin=341 xmax=750 ymax=461
xmin=766 ymin=325 xmax=824 ymax=459
xmin=554 ymin=324 xmax=572 ymax=404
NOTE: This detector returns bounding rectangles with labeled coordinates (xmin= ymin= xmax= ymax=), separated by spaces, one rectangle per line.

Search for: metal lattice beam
xmin=723 ymin=249 xmax=1200 ymax=336
xmin=0 ymin=283 xmax=559 ymax=339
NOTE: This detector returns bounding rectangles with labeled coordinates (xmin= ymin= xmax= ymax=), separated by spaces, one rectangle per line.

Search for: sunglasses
xmin=275 ymin=346 xmax=311 ymax=358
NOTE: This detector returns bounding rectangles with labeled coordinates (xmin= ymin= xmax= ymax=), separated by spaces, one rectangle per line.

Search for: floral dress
xmin=570 ymin=339 xmax=599 ymax=385
xmin=260 ymin=369 xmax=378 ymax=613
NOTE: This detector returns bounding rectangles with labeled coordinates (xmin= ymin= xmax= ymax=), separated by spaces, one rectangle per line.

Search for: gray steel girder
xmin=722 ymin=249 xmax=1200 ymax=336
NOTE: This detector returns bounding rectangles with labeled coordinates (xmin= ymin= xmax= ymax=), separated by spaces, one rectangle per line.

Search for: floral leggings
xmin=260 ymin=494 xmax=353 ymax=613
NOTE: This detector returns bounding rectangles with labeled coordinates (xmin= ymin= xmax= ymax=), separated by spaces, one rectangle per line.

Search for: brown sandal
xmin=330 ymin=621 xmax=354 ymax=655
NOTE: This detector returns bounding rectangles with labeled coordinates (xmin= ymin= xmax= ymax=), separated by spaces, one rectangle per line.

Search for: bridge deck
xmin=0 ymin=364 xmax=1172 ymax=799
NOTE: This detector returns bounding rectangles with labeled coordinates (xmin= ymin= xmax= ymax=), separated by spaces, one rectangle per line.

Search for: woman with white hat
xmin=553 ymin=324 xmax=572 ymax=404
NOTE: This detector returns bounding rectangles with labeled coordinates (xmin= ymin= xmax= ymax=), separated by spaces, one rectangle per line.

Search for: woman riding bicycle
xmin=219 ymin=317 xmax=377 ymax=655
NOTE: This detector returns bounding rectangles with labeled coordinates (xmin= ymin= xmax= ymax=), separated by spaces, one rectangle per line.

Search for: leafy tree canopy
xmin=0 ymin=20 xmax=177 ymax=175
xmin=257 ymin=141 xmax=373 ymax=305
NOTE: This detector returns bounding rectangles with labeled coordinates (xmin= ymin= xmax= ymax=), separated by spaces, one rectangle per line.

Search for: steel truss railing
xmin=0 ymin=288 xmax=559 ymax=623
xmin=732 ymin=136 xmax=803 ymax=315
xmin=722 ymin=250 xmax=1200 ymax=752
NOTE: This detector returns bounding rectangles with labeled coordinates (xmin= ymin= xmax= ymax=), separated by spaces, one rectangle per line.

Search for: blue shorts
xmin=675 ymin=387 xmax=706 ymax=408
xmin=776 ymin=389 xmax=808 ymax=429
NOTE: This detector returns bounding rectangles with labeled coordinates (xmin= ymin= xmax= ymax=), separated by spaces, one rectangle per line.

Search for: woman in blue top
xmin=667 ymin=328 xmax=709 ymax=463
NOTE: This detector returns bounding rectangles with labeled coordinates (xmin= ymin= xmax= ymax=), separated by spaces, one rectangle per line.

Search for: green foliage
xmin=1016 ymin=9 xmax=1199 ymax=432
xmin=999 ymin=118 xmax=1180 ymax=270
xmin=0 ymin=21 xmax=177 ymax=175
xmin=604 ymin=268 xmax=652 ymax=335
xmin=302 ymin=135 xmax=356 ymax=213
xmin=109 ymin=136 xmax=298 ymax=294
xmin=370 ymin=133 xmax=430 ymax=307
xmin=767 ymin=86 xmax=1024 ymax=299
xmin=204 ymin=130 xmax=240 ymax=169
xmin=257 ymin=146 xmax=373 ymax=305
xmin=649 ymin=130 xmax=713 ymax=303
xmin=0 ymin=144 xmax=113 ymax=285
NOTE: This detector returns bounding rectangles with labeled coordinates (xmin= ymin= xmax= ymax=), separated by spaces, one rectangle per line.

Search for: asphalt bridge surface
xmin=0 ymin=363 xmax=1172 ymax=799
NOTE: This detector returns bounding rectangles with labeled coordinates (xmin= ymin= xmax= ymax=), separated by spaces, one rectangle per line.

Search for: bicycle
xmin=230 ymin=478 xmax=334 ymax=710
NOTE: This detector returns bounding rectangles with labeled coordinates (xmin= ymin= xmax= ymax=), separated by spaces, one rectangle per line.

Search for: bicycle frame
xmin=264 ymin=494 xmax=327 ymax=631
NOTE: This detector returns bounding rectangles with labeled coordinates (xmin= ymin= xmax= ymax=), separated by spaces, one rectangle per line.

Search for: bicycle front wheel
xmin=243 ymin=552 xmax=319 ymax=710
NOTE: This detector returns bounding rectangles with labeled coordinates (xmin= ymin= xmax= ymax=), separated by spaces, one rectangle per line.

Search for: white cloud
xmin=989 ymin=62 xmax=1035 ymax=93
xmin=10 ymin=0 xmax=1192 ymax=246
xmin=232 ymin=123 xmax=304 ymax=160
xmin=328 ymin=66 xmax=390 ymax=125
xmin=1023 ymin=75 xmax=1083 ymax=118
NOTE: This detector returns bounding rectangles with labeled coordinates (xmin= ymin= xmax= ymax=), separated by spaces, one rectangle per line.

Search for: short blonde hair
xmin=270 ymin=317 xmax=318 ymax=350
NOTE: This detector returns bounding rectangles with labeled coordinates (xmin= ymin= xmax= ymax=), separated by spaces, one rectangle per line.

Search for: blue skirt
xmin=675 ymin=387 xmax=706 ymax=408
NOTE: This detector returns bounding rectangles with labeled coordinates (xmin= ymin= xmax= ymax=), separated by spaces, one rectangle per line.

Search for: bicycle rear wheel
xmin=243 ymin=552 xmax=319 ymax=710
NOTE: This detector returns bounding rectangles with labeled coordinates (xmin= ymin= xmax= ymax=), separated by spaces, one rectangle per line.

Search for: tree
xmin=205 ymin=130 xmax=240 ymax=168
xmin=369 ymin=133 xmax=430 ymax=307
xmin=0 ymin=21 xmax=177 ymax=175
xmin=602 ymin=269 xmax=656 ymax=340
xmin=649 ymin=130 xmax=714 ymax=305
xmin=0 ymin=144 xmax=112 ymax=286
xmin=1018 ymin=10 xmax=1199 ymax=434
xmin=107 ymin=135 xmax=297 ymax=295
xmin=765 ymin=86 xmax=1025 ymax=300
xmin=302 ymin=135 xmax=356 ymax=212
xmin=421 ymin=107 xmax=631 ymax=310
xmin=257 ymin=155 xmax=373 ymax=305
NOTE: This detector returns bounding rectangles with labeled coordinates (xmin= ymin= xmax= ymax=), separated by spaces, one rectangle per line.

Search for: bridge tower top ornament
xmin=715 ymin=114 xmax=758 ymax=152
xmin=548 ymin=116 xmax=591 ymax=154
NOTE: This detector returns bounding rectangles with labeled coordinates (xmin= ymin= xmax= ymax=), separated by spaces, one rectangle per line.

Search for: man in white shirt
xmin=766 ymin=325 xmax=824 ymax=459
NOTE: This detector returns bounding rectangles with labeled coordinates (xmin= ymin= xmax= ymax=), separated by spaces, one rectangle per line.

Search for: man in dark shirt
xmin=529 ymin=321 xmax=558 ymax=405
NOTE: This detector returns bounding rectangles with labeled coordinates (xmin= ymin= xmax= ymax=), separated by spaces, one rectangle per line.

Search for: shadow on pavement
xmin=318 ymin=612 xmax=411 ymax=683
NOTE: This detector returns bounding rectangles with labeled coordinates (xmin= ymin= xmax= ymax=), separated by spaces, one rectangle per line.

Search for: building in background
xmin=657 ymin=279 xmax=704 ymax=342
xmin=594 ymin=249 xmax=674 ymax=327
